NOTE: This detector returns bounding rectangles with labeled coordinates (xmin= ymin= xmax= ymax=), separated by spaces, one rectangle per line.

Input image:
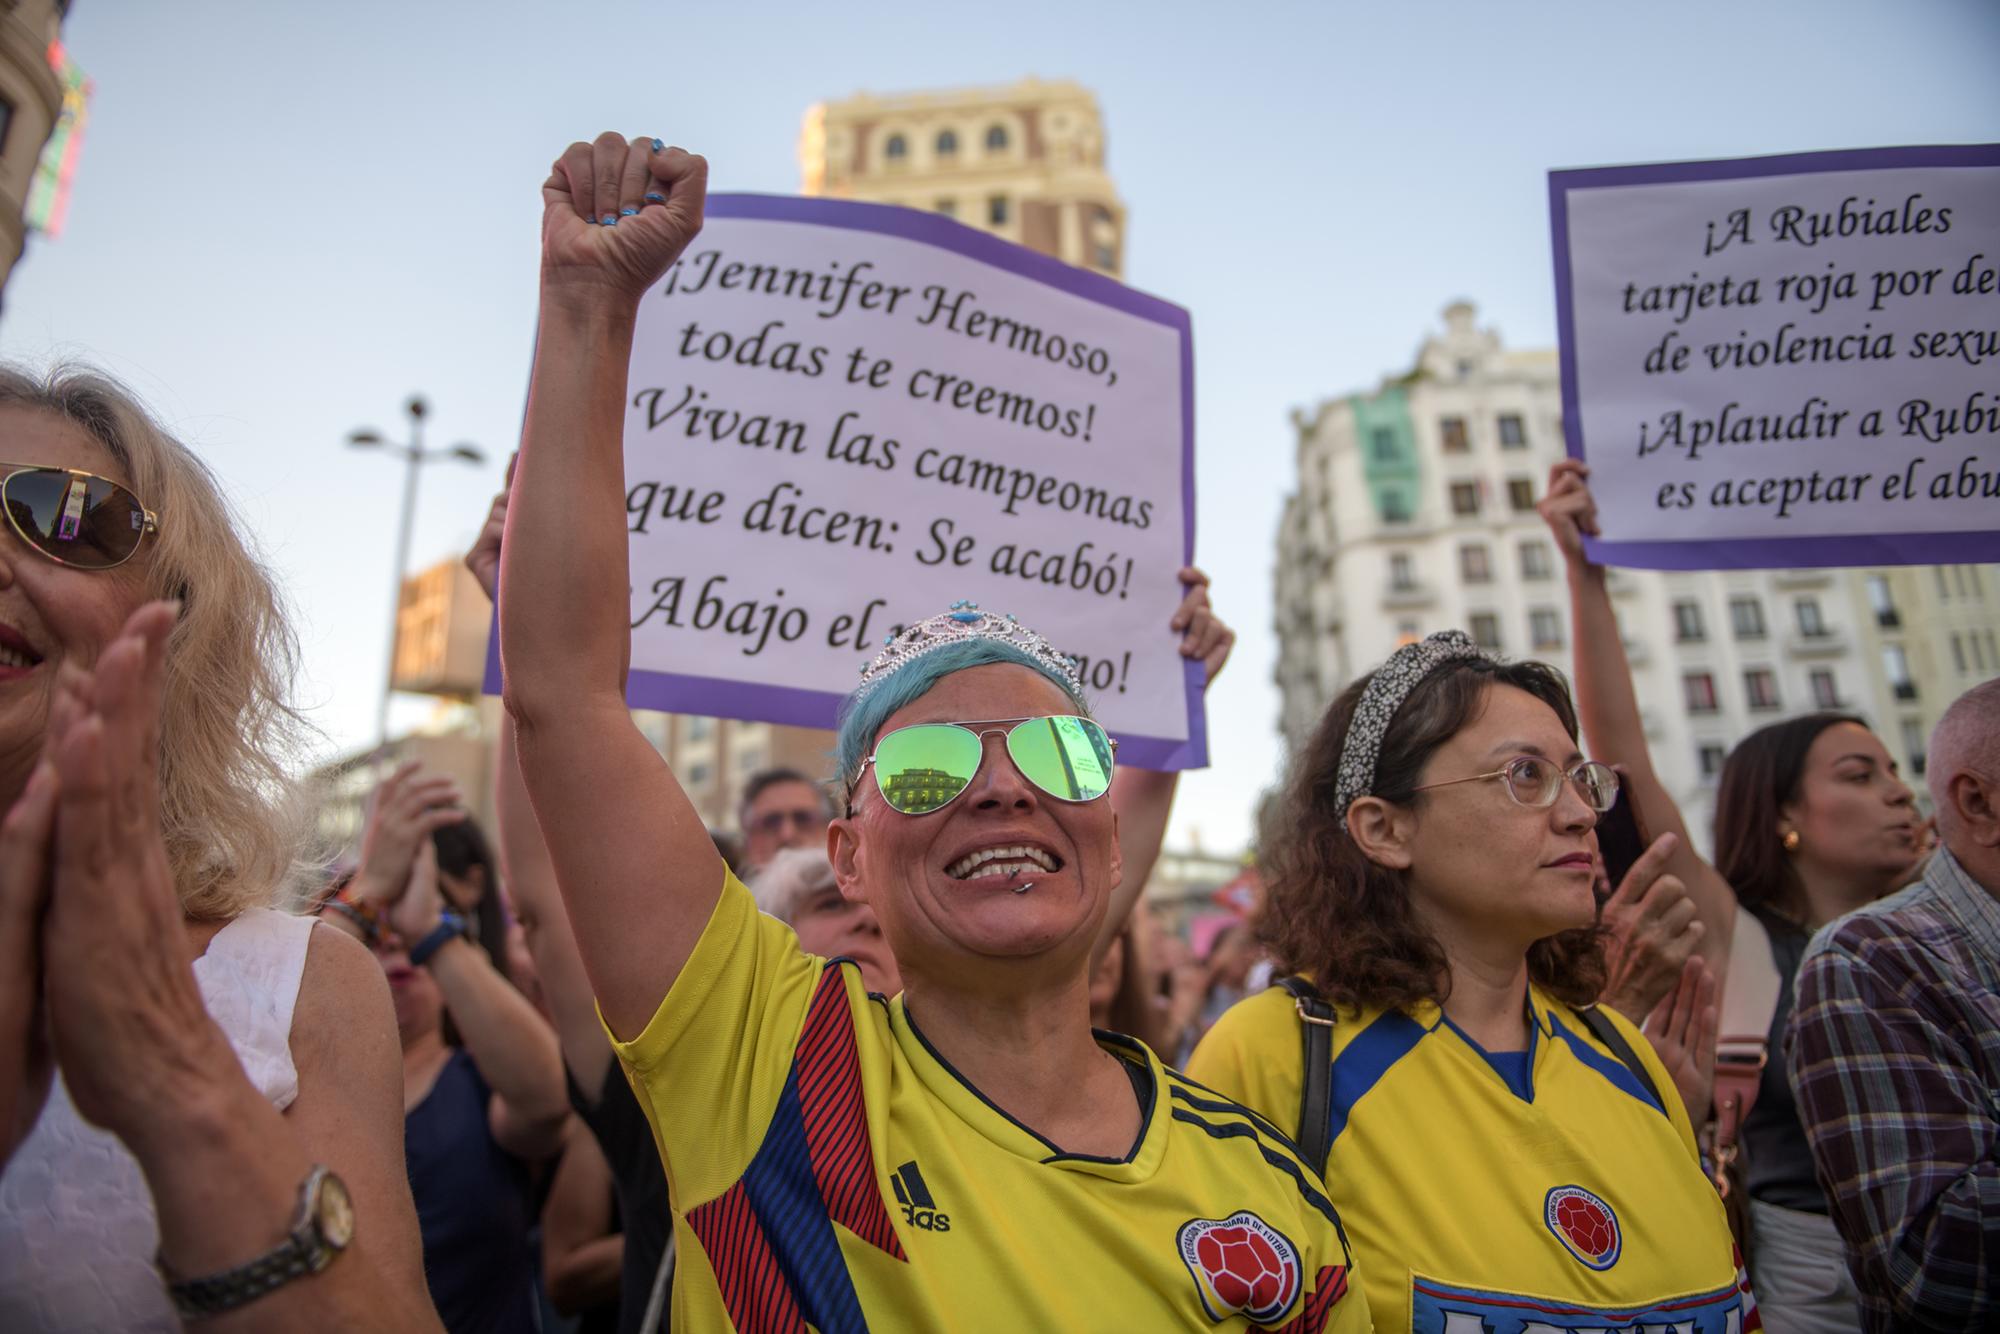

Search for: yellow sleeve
xmin=1185 ymin=988 xmax=1305 ymax=1140
xmin=605 ymin=868 xmax=825 ymax=1207
xmin=1596 ymin=1003 xmax=1701 ymax=1163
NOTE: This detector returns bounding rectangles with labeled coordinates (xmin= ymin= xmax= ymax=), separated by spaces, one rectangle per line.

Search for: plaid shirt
xmin=1786 ymin=846 xmax=2000 ymax=1332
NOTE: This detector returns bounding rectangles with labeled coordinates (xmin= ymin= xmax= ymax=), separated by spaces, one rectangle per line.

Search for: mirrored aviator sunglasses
xmin=862 ymin=715 xmax=1117 ymax=816
xmin=1 ymin=465 xmax=159 ymax=570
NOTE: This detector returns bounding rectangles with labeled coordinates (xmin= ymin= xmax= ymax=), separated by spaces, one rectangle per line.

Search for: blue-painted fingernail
xmin=585 ymin=216 xmax=599 ymax=224
xmin=652 ymin=138 xmax=665 ymax=152
xmin=601 ymin=213 xmax=618 ymax=226
xmin=620 ymin=208 xmax=640 ymax=217
xmin=645 ymin=192 xmax=666 ymax=203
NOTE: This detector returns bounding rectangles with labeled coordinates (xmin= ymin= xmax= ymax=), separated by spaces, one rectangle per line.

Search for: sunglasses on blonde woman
xmin=0 ymin=464 xmax=159 ymax=570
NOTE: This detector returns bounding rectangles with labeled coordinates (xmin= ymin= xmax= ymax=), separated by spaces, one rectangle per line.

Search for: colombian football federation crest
xmin=1544 ymin=1185 xmax=1622 ymax=1270
xmin=1176 ymin=1211 xmax=1303 ymax=1324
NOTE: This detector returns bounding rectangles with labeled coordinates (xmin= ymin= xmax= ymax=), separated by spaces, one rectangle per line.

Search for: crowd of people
xmin=0 ymin=132 xmax=1991 ymax=1333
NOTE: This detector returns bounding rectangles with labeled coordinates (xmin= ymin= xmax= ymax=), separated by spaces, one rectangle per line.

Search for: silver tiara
xmin=855 ymin=601 xmax=1082 ymax=702
xmin=1332 ymin=630 xmax=1488 ymax=825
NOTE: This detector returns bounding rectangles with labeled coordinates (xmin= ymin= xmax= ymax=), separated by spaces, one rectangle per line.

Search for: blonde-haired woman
xmin=0 ymin=367 xmax=436 ymax=1331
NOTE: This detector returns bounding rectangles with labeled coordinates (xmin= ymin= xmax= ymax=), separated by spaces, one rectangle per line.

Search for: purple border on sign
xmin=1549 ymin=143 xmax=2000 ymax=570
xmin=482 ymin=193 xmax=1206 ymax=769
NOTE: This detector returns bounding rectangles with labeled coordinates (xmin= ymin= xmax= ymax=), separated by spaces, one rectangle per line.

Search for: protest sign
xmin=1549 ymin=144 xmax=2000 ymax=569
xmin=489 ymin=194 xmax=1203 ymax=769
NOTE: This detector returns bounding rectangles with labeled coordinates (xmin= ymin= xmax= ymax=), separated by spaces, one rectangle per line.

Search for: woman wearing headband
xmin=498 ymin=132 xmax=1367 ymax=1332
xmin=1189 ymin=632 xmax=1755 ymax=1333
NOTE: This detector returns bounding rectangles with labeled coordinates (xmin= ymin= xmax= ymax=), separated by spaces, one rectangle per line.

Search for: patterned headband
xmin=854 ymin=600 xmax=1082 ymax=702
xmin=1332 ymin=630 xmax=1489 ymax=825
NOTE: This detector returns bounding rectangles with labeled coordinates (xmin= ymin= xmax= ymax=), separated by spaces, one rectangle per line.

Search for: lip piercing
xmin=1012 ymin=881 xmax=1035 ymax=895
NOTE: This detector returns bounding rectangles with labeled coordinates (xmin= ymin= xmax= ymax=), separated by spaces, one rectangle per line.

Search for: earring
xmin=1781 ymin=829 xmax=1800 ymax=853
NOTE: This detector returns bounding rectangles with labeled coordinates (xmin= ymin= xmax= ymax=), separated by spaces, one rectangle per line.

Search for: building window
xmin=1370 ymin=427 xmax=1398 ymax=462
xmin=1698 ymin=744 xmax=1727 ymax=779
xmin=1810 ymin=668 xmax=1840 ymax=709
xmin=1935 ymin=567 xmax=1950 ymax=601
xmin=1795 ymin=597 xmax=1827 ymax=638
xmin=1530 ymin=609 xmax=1564 ymax=649
xmin=984 ymin=123 xmax=1009 ymax=152
xmin=687 ymin=762 xmax=712 ymax=788
xmin=1449 ymin=481 xmax=1480 ymax=516
xmin=1379 ymin=490 xmax=1410 ymax=523
xmin=1389 ymin=553 xmax=1416 ymax=591
xmin=1901 ymin=718 xmax=1928 ymax=776
xmin=1439 ymin=417 xmax=1469 ymax=453
xmin=987 ymin=195 xmax=1010 ymax=225
xmin=1683 ymin=672 xmax=1718 ymax=714
xmin=1745 ymin=668 xmax=1780 ymax=711
xmin=1395 ymin=619 xmax=1421 ymax=647
xmin=1470 ymin=613 xmax=1502 ymax=651
xmin=686 ymin=715 xmax=713 ymax=741
xmin=935 ymin=129 xmax=958 ymax=157
xmin=1952 ymin=633 xmax=1967 ymax=674
xmin=1883 ymin=644 xmax=1917 ymax=700
xmin=1507 ymin=477 xmax=1536 ymax=512
xmin=1729 ymin=596 xmax=1766 ymax=640
xmin=1459 ymin=543 xmax=1491 ymax=584
xmin=1971 ymin=566 xmax=1986 ymax=599
xmin=1865 ymin=575 xmax=1899 ymax=628
xmin=1497 ymin=414 xmax=1527 ymax=449
xmin=1519 ymin=541 xmax=1552 ymax=580
xmin=935 ymin=198 xmax=957 ymax=217
xmin=1673 ymin=600 xmax=1706 ymax=643
xmin=1092 ymin=241 xmax=1117 ymax=269
xmin=884 ymin=133 xmax=908 ymax=161
xmin=1975 ymin=633 xmax=1991 ymax=673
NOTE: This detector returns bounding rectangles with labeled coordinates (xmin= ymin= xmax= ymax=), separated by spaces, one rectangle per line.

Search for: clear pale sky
xmin=5 ymin=1 xmax=1995 ymax=852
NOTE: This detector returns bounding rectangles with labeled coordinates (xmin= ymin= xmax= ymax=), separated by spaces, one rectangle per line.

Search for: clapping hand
xmin=0 ymin=759 xmax=57 ymax=1168
xmin=350 ymin=762 xmax=465 ymax=911
xmin=1643 ymin=955 xmax=1719 ymax=1124
xmin=1597 ymin=833 xmax=1703 ymax=1024
xmin=40 ymin=603 xmax=232 ymax=1138
xmin=385 ymin=838 xmax=446 ymax=948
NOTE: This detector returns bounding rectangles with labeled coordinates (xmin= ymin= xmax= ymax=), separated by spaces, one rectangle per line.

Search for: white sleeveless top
xmin=0 ymin=909 xmax=317 ymax=1331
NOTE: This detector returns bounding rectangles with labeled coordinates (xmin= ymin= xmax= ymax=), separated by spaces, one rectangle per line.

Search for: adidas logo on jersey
xmin=890 ymin=1160 xmax=950 ymax=1232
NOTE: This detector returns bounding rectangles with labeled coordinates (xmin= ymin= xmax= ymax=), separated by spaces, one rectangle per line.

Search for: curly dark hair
xmin=1258 ymin=655 xmax=1607 ymax=1013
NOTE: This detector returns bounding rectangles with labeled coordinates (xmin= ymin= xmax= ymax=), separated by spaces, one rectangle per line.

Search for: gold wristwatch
xmin=159 ymin=1164 xmax=355 ymax=1317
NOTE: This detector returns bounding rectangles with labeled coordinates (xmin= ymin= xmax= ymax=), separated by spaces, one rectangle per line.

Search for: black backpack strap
xmin=1574 ymin=1005 xmax=1664 ymax=1110
xmin=1276 ymin=976 xmax=1336 ymax=1178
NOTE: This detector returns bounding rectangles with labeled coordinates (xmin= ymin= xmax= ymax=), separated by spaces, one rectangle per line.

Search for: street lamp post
xmin=347 ymin=395 xmax=485 ymax=752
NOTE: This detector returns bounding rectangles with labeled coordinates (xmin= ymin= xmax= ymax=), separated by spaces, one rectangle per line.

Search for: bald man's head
xmin=1928 ymin=678 xmax=2000 ymax=869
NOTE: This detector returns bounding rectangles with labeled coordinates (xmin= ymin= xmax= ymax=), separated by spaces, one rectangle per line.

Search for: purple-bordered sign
xmin=486 ymin=193 xmax=1205 ymax=771
xmin=1550 ymin=144 xmax=2000 ymax=570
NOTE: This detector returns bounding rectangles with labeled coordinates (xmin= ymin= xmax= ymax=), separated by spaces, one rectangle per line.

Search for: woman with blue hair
xmin=499 ymin=131 xmax=1368 ymax=1332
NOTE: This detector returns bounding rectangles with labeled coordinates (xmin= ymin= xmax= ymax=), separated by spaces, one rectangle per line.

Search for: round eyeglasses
xmin=1410 ymin=756 xmax=1619 ymax=813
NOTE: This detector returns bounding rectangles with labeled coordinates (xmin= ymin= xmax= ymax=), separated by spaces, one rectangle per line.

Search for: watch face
xmin=316 ymin=1172 xmax=357 ymax=1250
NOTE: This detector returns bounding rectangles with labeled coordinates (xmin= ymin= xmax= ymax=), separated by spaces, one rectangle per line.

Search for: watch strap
xmin=161 ymin=1165 xmax=335 ymax=1318
xmin=409 ymin=910 xmax=468 ymax=967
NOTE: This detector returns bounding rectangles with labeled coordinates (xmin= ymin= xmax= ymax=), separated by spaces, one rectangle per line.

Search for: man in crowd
xmin=737 ymin=766 xmax=834 ymax=876
xmin=1788 ymin=677 xmax=1999 ymax=1331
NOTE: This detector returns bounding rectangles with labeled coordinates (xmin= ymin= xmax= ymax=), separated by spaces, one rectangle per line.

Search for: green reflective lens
xmin=872 ymin=724 xmax=981 ymax=814
xmin=1006 ymin=716 xmax=1114 ymax=803
xmin=867 ymin=716 xmax=1117 ymax=815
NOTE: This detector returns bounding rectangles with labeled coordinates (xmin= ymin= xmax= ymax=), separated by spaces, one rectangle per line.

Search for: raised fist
xmin=542 ymin=133 xmax=707 ymax=303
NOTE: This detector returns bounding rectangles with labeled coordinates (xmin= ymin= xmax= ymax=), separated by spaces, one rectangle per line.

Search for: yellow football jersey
xmin=609 ymin=871 xmax=1370 ymax=1332
xmin=1188 ymin=984 xmax=1760 ymax=1334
